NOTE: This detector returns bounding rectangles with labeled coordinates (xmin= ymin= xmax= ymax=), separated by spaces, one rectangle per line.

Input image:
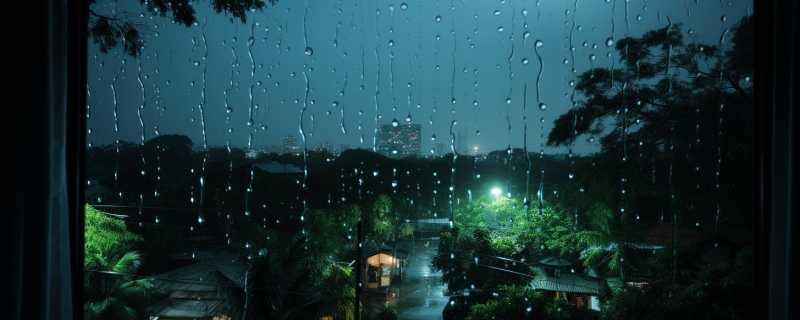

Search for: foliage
xmin=84 ymin=205 xmax=155 ymax=320
xmin=547 ymin=16 xmax=754 ymax=228
xmin=89 ymin=0 xmax=274 ymax=56
xmin=375 ymin=306 xmax=398 ymax=320
xmin=398 ymin=222 xmax=415 ymax=238
xmin=454 ymin=195 xmax=582 ymax=257
xmin=84 ymin=204 xmax=141 ymax=268
xmin=367 ymin=194 xmax=402 ymax=243
xmin=465 ymin=285 xmax=574 ymax=320
xmin=574 ymin=203 xmax=630 ymax=276
xmin=433 ymin=196 xmax=584 ymax=295
xmin=243 ymin=204 xmax=359 ymax=320
xmin=317 ymin=263 xmax=356 ymax=320
xmin=600 ymin=246 xmax=754 ymax=319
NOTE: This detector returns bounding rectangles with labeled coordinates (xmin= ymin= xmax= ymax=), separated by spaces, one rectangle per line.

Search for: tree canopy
xmin=89 ymin=0 xmax=275 ymax=56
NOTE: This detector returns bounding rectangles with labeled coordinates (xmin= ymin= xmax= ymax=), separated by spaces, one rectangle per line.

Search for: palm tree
xmin=576 ymin=204 xmax=628 ymax=282
xmin=84 ymin=251 xmax=155 ymax=320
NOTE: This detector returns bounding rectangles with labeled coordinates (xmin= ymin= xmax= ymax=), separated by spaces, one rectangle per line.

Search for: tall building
xmin=434 ymin=142 xmax=446 ymax=156
xmin=377 ymin=123 xmax=421 ymax=158
xmin=282 ymin=135 xmax=301 ymax=155
xmin=314 ymin=141 xmax=334 ymax=153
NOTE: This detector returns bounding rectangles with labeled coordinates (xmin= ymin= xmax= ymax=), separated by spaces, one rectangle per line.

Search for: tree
xmin=547 ymin=16 xmax=754 ymax=225
xmin=575 ymin=203 xmax=630 ymax=281
xmin=433 ymin=196 xmax=582 ymax=296
xmin=465 ymin=285 xmax=571 ymax=320
xmin=88 ymin=0 xmax=275 ymax=56
xmin=367 ymin=195 xmax=401 ymax=243
xmin=84 ymin=205 xmax=156 ymax=320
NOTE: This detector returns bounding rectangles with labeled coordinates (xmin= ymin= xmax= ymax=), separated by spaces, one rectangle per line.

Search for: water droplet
xmin=497 ymin=26 xmax=504 ymax=32
xmin=400 ymin=2 xmax=408 ymax=10
xmin=304 ymin=46 xmax=314 ymax=56
xmin=605 ymin=37 xmax=615 ymax=47
xmin=391 ymin=118 xmax=399 ymax=127
xmin=535 ymin=40 xmax=544 ymax=47
xmin=435 ymin=15 xmax=442 ymax=22
xmin=521 ymin=58 xmax=529 ymax=65
xmin=538 ymin=103 xmax=547 ymax=110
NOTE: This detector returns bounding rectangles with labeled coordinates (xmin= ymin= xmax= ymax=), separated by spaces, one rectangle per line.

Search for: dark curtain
xmin=757 ymin=0 xmax=798 ymax=320
xmin=10 ymin=0 xmax=86 ymax=319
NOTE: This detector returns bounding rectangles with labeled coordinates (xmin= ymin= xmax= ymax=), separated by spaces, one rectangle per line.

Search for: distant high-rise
xmin=377 ymin=122 xmax=421 ymax=158
xmin=282 ymin=135 xmax=300 ymax=155
xmin=315 ymin=141 xmax=334 ymax=153
xmin=434 ymin=142 xmax=446 ymax=156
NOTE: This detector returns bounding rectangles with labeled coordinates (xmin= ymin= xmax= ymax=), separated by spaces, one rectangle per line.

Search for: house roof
xmin=153 ymin=262 xmax=247 ymax=291
xmin=530 ymin=272 xmax=606 ymax=296
xmin=538 ymin=256 xmax=572 ymax=267
xmin=148 ymin=260 xmax=247 ymax=319
xmin=362 ymin=240 xmax=408 ymax=258
xmin=148 ymin=297 xmax=238 ymax=318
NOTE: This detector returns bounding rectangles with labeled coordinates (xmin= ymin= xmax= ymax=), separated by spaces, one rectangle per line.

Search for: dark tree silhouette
xmin=547 ymin=16 xmax=752 ymax=151
xmin=547 ymin=16 xmax=754 ymax=226
xmin=88 ymin=0 xmax=275 ymax=56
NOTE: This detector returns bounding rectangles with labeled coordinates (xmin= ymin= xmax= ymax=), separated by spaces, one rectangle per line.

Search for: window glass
xmin=85 ymin=1 xmax=754 ymax=319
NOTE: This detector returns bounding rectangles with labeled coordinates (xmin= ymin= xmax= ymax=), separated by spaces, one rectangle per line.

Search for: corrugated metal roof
xmin=148 ymin=261 xmax=247 ymax=319
xmin=530 ymin=273 xmax=605 ymax=296
xmin=148 ymin=298 xmax=236 ymax=318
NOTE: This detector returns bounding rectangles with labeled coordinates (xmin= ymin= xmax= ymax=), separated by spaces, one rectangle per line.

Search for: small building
xmin=147 ymin=260 xmax=247 ymax=320
xmin=530 ymin=257 xmax=607 ymax=311
xmin=363 ymin=242 xmax=407 ymax=289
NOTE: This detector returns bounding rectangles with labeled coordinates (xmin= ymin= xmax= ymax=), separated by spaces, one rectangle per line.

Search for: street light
xmin=490 ymin=186 xmax=503 ymax=199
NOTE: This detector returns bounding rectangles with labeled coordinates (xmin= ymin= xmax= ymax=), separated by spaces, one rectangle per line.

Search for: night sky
xmin=87 ymin=0 xmax=750 ymax=155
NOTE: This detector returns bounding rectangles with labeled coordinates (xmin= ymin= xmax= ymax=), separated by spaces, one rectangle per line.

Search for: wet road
xmin=395 ymin=238 xmax=448 ymax=320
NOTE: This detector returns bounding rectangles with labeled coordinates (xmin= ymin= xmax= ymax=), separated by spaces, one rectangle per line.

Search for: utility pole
xmin=355 ymin=213 xmax=364 ymax=320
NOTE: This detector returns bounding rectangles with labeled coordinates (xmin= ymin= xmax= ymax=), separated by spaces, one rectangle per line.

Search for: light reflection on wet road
xmin=396 ymin=238 xmax=447 ymax=320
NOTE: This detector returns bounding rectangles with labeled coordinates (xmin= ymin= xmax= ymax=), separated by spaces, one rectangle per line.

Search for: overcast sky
xmin=87 ymin=0 xmax=750 ymax=155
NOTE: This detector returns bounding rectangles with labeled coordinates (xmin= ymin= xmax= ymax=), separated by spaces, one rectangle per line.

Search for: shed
xmin=147 ymin=260 xmax=247 ymax=320
xmin=363 ymin=242 xmax=407 ymax=289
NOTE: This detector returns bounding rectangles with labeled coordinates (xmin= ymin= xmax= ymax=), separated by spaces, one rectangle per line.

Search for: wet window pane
xmin=85 ymin=0 xmax=754 ymax=319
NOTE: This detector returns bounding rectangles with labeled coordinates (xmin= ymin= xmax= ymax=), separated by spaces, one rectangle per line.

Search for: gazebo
xmin=363 ymin=242 xmax=407 ymax=289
